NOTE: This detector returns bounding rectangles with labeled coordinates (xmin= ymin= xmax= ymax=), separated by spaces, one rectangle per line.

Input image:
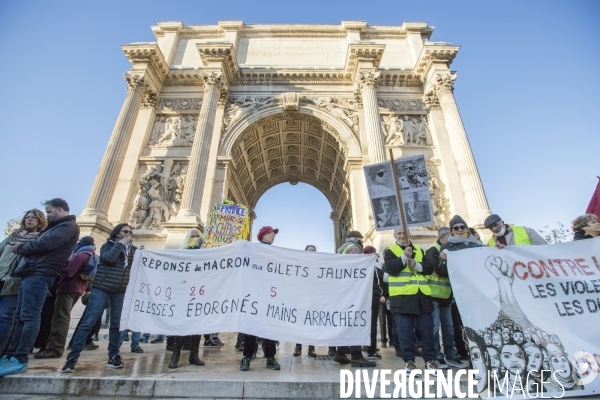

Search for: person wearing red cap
xmin=239 ymin=226 xmax=281 ymax=371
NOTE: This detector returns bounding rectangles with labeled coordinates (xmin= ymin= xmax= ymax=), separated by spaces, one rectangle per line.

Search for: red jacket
xmin=55 ymin=252 xmax=91 ymax=295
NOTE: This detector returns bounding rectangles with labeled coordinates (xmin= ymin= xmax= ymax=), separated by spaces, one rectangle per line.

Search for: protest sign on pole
xmin=202 ymin=200 xmax=250 ymax=248
xmin=448 ymin=240 xmax=600 ymax=399
xmin=364 ymin=154 xmax=433 ymax=231
xmin=120 ymin=240 xmax=377 ymax=346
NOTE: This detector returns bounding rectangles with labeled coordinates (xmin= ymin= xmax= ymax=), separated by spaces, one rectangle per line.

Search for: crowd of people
xmin=0 ymin=196 xmax=598 ymax=377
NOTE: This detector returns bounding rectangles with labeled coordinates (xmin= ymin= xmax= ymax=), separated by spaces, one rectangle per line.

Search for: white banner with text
xmin=120 ymin=240 xmax=376 ymax=346
xmin=449 ymin=240 xmax=600 ymax=399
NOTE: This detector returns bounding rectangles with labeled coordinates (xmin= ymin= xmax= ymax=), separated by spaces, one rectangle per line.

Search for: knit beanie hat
xmin=449 ymin=215 xmax=468 ymax=230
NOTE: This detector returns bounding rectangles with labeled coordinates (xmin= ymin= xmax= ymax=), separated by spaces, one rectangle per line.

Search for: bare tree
xmin=4 ymin=217 xmax=20 ymax=237
xmin=538 ymin=222 xmax=570 ymax=244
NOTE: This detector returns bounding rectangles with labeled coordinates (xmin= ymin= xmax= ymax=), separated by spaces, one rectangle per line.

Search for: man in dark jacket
xmin=0 ymin=198 xmax=79 ymax=377
xmin=384 ymin=229 xmax=438 ymax=372
xmin=424 ymin=227 xmax=467 ymax=369
xmin=35 ymin=236 xmax=97 ymax=359
xmin=439 ymin=215 xmax=482 ymax=362
xmin=62 ymin=223 xmax=137 ymax=373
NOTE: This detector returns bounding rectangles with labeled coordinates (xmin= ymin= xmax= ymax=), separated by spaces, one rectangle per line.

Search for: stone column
xmin=356 ymin=71 xmax=386 ymax=164
xmin=432 ymin=72 xmax=491 ymax=224
xmin=347 ymin=158 xmax=371 ymax=234
xmin=177 ymin=72 xmax=225 ymax=222
xmin=80 ymin=74 xmax=147 ymax=225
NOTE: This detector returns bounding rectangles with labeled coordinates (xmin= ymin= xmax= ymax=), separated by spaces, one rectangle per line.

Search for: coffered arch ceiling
xmin=227 ymin=113 xmax=351 ymax=214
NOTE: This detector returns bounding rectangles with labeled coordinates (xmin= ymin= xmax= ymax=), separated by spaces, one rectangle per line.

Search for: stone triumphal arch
xmin=78 ymin=21 xmax=491 ymax=250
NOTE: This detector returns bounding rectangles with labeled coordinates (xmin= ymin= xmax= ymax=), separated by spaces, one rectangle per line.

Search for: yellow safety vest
xmin=340 ymin=243 xmax=362 ymax=254
xmin=425 ymin=243 xmax=452 ymax=300
xmin=386 ymin=243 xmax=431 ymax=297
xmin=488 ymin=226 xmax=531 ymax=246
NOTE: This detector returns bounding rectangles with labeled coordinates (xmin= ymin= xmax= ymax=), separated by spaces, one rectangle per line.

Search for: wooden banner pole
xmin=388 ymin=149 xmax=414 ymax=274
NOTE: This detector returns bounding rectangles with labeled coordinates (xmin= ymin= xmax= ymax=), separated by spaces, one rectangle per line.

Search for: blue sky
xmin=1 ymin=0 xmax=598 ymax=253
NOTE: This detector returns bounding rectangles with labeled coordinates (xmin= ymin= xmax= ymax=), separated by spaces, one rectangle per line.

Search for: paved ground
xmin=1 ymin=332 xmax=598 ymax=399
xmin=0 ymin=331 xmax=463 ymax=398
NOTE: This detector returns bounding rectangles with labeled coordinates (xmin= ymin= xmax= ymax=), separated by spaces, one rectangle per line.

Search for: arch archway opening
xmin=223 ymin=112 xmax=356 ymax=248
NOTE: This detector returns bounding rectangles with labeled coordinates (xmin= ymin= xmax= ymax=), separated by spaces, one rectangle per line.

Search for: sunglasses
xmin=452 ymin=225 xmax=467 ymax=231
xmin=121 ymin=230 xmax=132 ymax=235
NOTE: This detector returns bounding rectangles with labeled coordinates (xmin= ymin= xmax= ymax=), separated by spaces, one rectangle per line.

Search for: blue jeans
xmin=120 ymin=330 xmax=140 ymax=349
xmin=394 ymin=308 xmax=437 ymax=363
xmin=9 ymin=274 xmax=56 ymax=363
xmin=66 ymin=288 xmax=125 ymax=361
xmin=432 ymin=301 xmax=457 ymax=361
xmin=141 ymin=333 xmax=164 ymax=341
xmin=0 ymin=294 xmax=18 ymax=355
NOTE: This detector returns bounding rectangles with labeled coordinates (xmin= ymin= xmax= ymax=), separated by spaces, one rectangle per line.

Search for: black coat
xmin=384 ymin=243 xmax=434 ymax=315
xmin=17 ymin=215 xmax=80 ymax=278
xmin=92 ymin=239 xmax=136 ymax=294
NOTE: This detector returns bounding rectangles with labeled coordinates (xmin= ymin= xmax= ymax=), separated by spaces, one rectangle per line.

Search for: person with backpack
xmin=34 ymin=236 xmax=98 ymax=359
xmin=61 ymin=223 xmax=138 ymax=373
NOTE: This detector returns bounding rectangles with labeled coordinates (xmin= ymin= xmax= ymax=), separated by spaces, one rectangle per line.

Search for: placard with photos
xmin=363 ymin=154 xmax=434 ymax=231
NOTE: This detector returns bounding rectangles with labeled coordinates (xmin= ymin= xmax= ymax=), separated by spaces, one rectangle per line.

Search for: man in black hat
xmin=483 ymin=214 xmax=546 ymax=249
xmin=332 ymin=230 xmax=377 ymax=368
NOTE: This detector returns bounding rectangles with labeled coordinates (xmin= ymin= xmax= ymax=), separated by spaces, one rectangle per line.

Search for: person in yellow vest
xmin=384 ymin=228 xmax=439 ymax=373
xmin=439 ymin=215 xmax=482 ymax=364
xmin=331 ymin=230 xmax=377 ymax=368
xmin=424 ymin=227 xmax=468 ymax=370
xmin=483 ymin=214 xmax=546 ymax=248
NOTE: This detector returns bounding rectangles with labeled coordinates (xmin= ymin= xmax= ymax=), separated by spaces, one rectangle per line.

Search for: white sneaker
xmin=424 ymin=360 xmax=439 ymax=375
xmin=447 ymin=358 xmax=468 ymax=368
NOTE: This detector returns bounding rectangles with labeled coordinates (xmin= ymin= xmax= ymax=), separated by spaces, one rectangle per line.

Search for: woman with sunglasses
xmin=438 ymin=215 xmax=482 ymax=363
xmin=62 ymin=223 xmax=140 ymax=373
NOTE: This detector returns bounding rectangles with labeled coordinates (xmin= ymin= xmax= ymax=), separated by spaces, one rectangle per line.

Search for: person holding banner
xmin=424 ymin=227 xmax=467 ymax=370
xmin=240 ymin=226 xmax=281 ymax=371
xmin=571 ymin=214 xmax=600 ymax=240
xmin=483 ymin=214 xmax=546 ymax=248
xmin=168 ymin=228 xmax=206 ymax=369
xmin=61 ymin=223 xmax=138 ymax=373
xmin=384 ymin=228 xmax=438 ymax=373
xmin=293 ymin=245 xmax=318 ymax=358
xmin=332 ymin=230 xmax=377 ymax=368
xmin=439 ymin=215 xmax=482 ymax=363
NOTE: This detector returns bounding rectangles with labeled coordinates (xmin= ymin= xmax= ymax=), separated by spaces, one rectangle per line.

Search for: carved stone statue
xmin=424 ymin=166 xmax=448 ymax=230
xmin=129 ymin=161 xmax=187 ymax=230
xmin=401 ymin=115 xmax=416 ymax=145
xmin=222 ymin=96 xmax=278 ymax=133
xmin=312 ymin=97 xmax=359 ymax=133
xmin=148 ymin=115 xmax=197 ymax=147
xmin=382 ymin=114 xmax=404 ymax=146
xmin=412 ymin=116 xmax=430 ymax=146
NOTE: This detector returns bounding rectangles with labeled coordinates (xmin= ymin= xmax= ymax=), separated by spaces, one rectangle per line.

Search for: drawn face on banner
xmin=501 ymin=343 xmax=527 ymax=376
xmin=468 ymin=339 xmax=488 ymax=392
xmin=492 ymin=333 xmax=503 ymax=348
xmin=524 ymin=343 xmax=543 ymax=373
xmin=513 ymin=330 xmax=524 ymax=345
xmin=548 ymin=344 xmax=572 ymax=379
xmin=488 ymin=346 xmax=501 ymax=377
xmin=532 ymin=333 xmax=540 ymax=346
xmin=502 ymin=327 xmax=511 ymax=343
xmin=524 ymin=330 xmax=532 ymax=342
xmin=484 ymin=333 xmax=492 ymax=346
